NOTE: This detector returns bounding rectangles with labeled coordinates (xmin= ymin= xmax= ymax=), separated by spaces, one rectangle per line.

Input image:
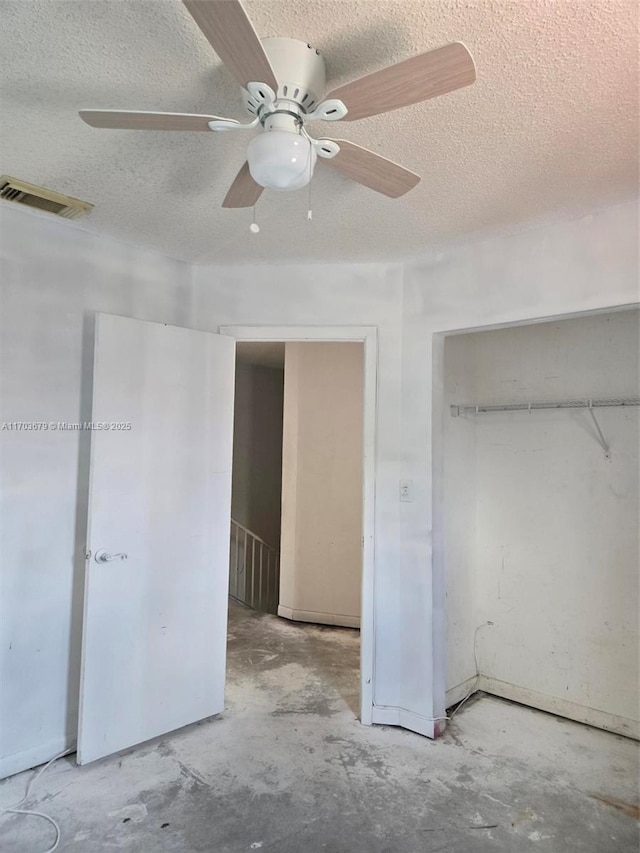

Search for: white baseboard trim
xmin=445 ymin=675 xmax=478 ymax=708
xmin=371 ymin=705 xmax=438 ymax=738
xmin=277 ymin=605 xmax=360 ymax=629
xmin=478 ymin=676 xmax=639 ymax=740
xmin=0 ymin=735 xmax=75 ymax=780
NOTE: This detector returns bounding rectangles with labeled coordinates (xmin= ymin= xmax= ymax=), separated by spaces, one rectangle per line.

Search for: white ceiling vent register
xmin=0 ymin=175 xmax=93 ymax=220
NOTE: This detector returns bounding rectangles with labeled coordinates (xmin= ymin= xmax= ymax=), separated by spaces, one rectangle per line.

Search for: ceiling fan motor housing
xmin=243 ymin=38 xmax=326 ymax=120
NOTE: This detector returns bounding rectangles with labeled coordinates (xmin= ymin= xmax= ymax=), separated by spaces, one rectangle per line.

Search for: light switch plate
xmin=400 ymin=480 xmax=413 ymax=502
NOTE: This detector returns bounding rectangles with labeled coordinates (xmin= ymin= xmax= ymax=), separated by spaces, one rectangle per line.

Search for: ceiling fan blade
xmin=183 ymin=0 xmax=278 ymax=91
xmin=320 ymin=140 xmax=420 ymax=198
xmin=222 ymin=161 xmax=264 ymax=208
xmin=79 ymin=110 xmax=226 ymax=130
xmin=325 ymin=42 xmax=475 ymax=122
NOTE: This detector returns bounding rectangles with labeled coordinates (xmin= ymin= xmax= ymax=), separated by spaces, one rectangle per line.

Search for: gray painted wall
xmin=231 ymin=362 xmax=284 ymax=549
xmin=0 ymin=207 xmax=192 ymax=777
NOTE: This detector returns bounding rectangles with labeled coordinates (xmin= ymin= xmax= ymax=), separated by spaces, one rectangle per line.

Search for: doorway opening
xmin=76 ymin=317 xmax=375 ymax=769
xmin=227 ymin=339 xmax=366 ymax=719
xmin=228 ymin=341 xmax=364 ymax=715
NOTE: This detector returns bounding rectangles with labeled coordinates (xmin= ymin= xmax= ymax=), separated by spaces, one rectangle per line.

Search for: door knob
xmin=95 ymin=549 xmax=128 ymax=563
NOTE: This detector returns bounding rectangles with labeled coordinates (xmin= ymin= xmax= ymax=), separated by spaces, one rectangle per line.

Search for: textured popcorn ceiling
xmin=1 ymin=0 xmax=637 ymax=264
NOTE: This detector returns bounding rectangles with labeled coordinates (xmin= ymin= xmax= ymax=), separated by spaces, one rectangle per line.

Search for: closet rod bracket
xmin=587 ymin=401 xmax=610 ymax=459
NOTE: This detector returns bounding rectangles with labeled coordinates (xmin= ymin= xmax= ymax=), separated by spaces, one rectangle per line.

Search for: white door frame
xmin=220 ymin=324 xmax=377 ymax=725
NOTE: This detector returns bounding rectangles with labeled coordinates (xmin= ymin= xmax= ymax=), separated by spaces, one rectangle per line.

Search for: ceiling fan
xmin=79 ymin=0 xmax=476 ymax=207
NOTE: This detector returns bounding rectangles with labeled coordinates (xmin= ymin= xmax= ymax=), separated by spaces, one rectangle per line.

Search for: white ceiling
xmin=1 ymin=1 xmax=637 ymax=264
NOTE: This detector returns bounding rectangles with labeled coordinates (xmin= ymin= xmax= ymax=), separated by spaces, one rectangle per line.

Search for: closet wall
xmin=444 ymin=309 xmax=640 ymax=736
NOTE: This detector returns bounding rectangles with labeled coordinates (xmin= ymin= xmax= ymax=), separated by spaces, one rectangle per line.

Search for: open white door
xmin=77 ymin=313 xmax=235 ymax=765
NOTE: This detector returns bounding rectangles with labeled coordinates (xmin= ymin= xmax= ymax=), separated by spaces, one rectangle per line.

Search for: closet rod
xmin=450 ymin=396 xmax=640 ymax=417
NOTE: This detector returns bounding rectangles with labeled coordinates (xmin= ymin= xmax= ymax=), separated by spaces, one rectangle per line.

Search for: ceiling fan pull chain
xmin=307 ymin=146 xmax=313 ymax=221
xmin=250 ymin=204 xmax=260 ymax=234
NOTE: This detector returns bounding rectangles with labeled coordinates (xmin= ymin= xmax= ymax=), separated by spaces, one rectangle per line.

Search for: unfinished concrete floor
xmin=1 ymin=599 xmax=638 ymax=852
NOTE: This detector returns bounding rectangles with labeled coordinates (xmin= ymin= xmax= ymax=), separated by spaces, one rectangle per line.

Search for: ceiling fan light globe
xmin=247 ymin=131 xmax=317 ymax=191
